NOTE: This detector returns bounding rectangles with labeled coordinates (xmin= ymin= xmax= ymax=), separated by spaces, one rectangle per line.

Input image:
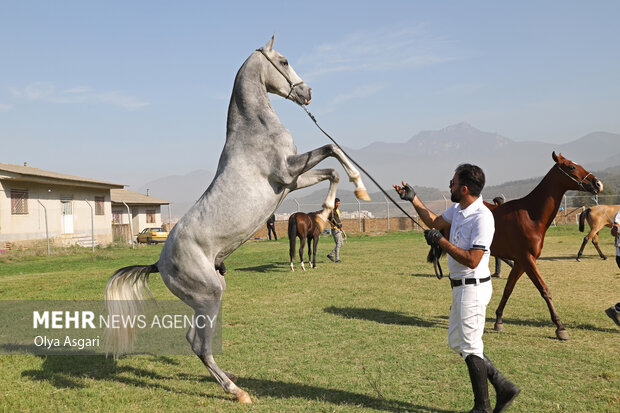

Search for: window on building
xmin=95 ymin=196 xmax=105 ymax=215
xmin=146 ymin=209 xmax=156 ymax=223
xmin=11 ymin=189 xmax=28 ymax=215
xmin=112 ymin=212 xmax=122 ymax=224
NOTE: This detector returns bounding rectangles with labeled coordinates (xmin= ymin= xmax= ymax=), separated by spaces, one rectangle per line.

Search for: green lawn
xmin=0 ymin=226 xmax=618 ymax=412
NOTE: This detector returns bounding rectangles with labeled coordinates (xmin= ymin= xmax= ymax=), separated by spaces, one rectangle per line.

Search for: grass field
xmin=0 ymin=226 xmax=618 ymax=412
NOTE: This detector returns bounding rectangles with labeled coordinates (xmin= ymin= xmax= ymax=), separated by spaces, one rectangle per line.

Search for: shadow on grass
xmin=235 ymin=262 xmax=289 ymax=273
xmin=434 ymin=316 xmax=618 ymax=335
xmin=537 ymin=255 xmax=578 ymax=261
xmin=238 ymin=376 xmax=458 ymax=413
xmin=12 ymin=349 xmax=458 ymax=412
xmin=324 ymin=306 xmax=445 ymax=328
xmin=408 ymin=272 xmax=439 ymax=278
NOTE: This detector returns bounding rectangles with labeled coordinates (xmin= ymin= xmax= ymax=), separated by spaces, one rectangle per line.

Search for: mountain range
xmin=136 ymin=122 xmax=620 ymax=218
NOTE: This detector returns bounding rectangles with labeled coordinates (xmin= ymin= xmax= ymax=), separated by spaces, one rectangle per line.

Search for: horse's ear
xmin=552 ymin=151 xmax=559 ymax=163
xmin=264 ymin=34 xmax=275 ymax=52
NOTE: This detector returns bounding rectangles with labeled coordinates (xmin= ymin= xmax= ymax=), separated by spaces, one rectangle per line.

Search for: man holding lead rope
xmin=394 ymin=164 xmax=520 ymax=413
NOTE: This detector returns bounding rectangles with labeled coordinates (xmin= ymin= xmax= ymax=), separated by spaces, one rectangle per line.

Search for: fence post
xmin=293 ymin=198 xmax=300 ymax=212
xmin=563 ymin=195 xmax=567 ymax=224
xmin=123 ymin=201 xmax=135 ymax=249
xmin=357 ymin=199 xmax=361 ymax=232
xmin=84 ymin=200 xmax=95 ymax=253
xmin=37 ymin=199 xmax=50 ymax=256
xmin=385 ymin=197 xmax=390 ymax=233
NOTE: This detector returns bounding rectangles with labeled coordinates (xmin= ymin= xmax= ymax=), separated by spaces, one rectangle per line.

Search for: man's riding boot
xmin=465 ymin=355 xmax=492 ymax=413
xmin=483 ymin=354 xmax=521 ymax=413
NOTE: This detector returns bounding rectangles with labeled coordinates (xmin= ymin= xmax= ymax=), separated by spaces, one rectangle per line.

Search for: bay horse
xmin=490 ymin=152 xmax=602 ymax=340
xmin=576 ymin=204 xmax=620 ymax=261
xmin=104 ymin=35 xmax=370 ymax=404
xmin=288 ymin=211 xmax=325 ymax=271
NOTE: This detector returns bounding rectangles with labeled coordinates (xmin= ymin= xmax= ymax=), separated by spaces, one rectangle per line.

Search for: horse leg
xmin=307 ymin=235 xmax=313 ymax=268
xmin=522 ymin=256 xmax=569 ymax=340
xmin=167 ymin=262 xmax=251 ymax=403
xmin=494 ymin=261 xmax=525 ymax=332
xmin=312 ymin=235 xmax=319 ymax=269
xmin=286 ymin=144 xmax=370 ymax=201
xmin=291 ymin=168 xmax=340 ymax=225
xmin=576 ymin=236 xmax=589 ymax=261
xmin=289 ymin=218 xmax=297 ymax=272
xmin=591 ymin=232 xmax=607 ymax=260
xmin=299 ymin=236 xmax=306 ymax=271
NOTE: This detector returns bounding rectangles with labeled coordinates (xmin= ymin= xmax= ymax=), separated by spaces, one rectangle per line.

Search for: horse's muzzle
xmin=587 ymin=178 xmax=604 ymax=194
xmin=291 ymin=85 xmax=312 ymax=106
xmin=594 ymin=179 xmax=603 ymax=194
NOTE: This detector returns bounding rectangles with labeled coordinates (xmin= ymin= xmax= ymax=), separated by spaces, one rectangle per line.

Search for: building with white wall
xmin=0 ymin=163 xmax=124 ymax=247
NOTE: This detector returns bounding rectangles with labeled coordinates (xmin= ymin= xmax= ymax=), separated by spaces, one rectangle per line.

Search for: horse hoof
xmin=556 ymin=328 xmax=569 ymax=340
xmin=236 ymin=390 xmax=252 ymax=403
xmin=355 ymin=188 xmax=371 ymax=201
xmin=576 ymin=258 xmax=581 ymax=262
xmin=494 ymin=322 xmax=505 ymax=332
xmin=225 ymin=371 xmax=237 ymax=383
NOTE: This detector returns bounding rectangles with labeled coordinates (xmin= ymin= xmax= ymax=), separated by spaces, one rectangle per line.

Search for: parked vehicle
xmin=136 ymin=227 xmax=168 ymax=244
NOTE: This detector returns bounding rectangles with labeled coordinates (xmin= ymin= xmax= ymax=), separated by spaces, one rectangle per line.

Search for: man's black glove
xmin=396 ymin=183 xmax=416 ymax=202
xmin=424 ymin=229 xmax=444 ymax=247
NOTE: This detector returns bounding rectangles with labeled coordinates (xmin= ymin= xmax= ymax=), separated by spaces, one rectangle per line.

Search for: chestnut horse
xmin=576 ymin=204 xmax=620 ymax=261
xmin=491 ymin=152 xmax=602 ymax=340
xmin=288 ymin=211 xmax=325 ymax=271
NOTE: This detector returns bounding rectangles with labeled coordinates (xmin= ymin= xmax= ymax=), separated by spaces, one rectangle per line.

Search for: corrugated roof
xmin=0 ymin=162 xmax=124 ymax=189
xmin=111 ymin=189 xmax=169 ymax=205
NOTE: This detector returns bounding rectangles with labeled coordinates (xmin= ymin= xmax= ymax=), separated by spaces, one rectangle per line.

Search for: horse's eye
xmin=281 ymin=60 xmax=289 ymax=66
xmin=568 ymin=165 xmax=576 ymax=171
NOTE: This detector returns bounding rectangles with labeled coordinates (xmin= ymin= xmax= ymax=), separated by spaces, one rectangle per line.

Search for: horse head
xmin=552 ymin=151 xmax=603 ymax=194
xmin=257 ymin=34 xmax=312 ymax=106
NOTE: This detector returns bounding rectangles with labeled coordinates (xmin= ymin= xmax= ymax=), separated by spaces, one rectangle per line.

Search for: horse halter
xmin=256 ymin=48 xmax=305 ymax=100
xmin=555 ymin=163 xmax=592 ymax=191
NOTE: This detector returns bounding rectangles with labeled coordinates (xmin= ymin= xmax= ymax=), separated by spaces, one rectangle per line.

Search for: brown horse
xmin=288 ymin=211 xmax=326 ymax=271
xmin=491 ymin=152 xmax=603 ymax=340
xmin=577 ymin=204 xmax=620 ymax=261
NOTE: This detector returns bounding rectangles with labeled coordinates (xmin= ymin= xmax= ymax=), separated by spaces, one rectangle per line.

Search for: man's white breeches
xmin=448 ymin=281 xmax=492 ymax=359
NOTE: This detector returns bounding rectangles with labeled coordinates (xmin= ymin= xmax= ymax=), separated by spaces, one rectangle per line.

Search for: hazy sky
xmin=2 ymin=1 xmax=619 ymax=188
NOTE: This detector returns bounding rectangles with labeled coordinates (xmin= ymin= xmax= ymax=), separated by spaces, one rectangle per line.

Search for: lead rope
xmin=298 ymin=105 xmax=444 ymax=279
xmin=591 ymin=196 xmax=615 ymax=225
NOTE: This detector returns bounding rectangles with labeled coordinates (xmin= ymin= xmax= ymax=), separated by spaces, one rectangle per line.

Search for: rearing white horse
xmin=105 ymin=35 xmax=370 ymax=403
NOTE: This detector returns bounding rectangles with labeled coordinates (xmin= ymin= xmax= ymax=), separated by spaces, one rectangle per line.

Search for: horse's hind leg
xmin=307 ymin=236 xmax=313 ymax=268
xmin=186 ymin=304 xmax=251 ymax=403
xmin=299 ymin=236 xmax=306 ymax=271
xmin=312 ymin=235 xmax=319 ymax=269
xmin=591 ymin=232 xmax=607 ymax=260
xmin=494 ymin=261 xmax=525 ymax=332
xmin=171 ymin=264 xmax=251 ymax=403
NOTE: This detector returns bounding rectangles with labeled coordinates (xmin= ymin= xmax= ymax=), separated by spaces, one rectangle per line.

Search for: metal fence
xmin=274 ymin=194 xmax=620 ymax=232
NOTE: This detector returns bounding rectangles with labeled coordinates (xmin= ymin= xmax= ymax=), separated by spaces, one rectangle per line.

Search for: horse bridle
xmin=555 ymin=163 xmax=592 ymax=191
xmin=256 ymin=48 xmax=305 ymax=100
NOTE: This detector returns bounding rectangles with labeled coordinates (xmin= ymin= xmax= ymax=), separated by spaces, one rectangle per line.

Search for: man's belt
xmin=450 ymin=276 xmax=491 ymax=288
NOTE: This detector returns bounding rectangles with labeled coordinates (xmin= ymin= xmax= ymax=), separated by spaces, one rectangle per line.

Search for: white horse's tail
xmin=104 ymin=263 xmax=158 ymax=357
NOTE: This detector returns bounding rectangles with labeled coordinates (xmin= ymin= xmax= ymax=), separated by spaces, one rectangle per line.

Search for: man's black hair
xmin=335 ymin=198 xmax=340 ymax=202
xmin=455 ymin=164 xmax=485 ymax=196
